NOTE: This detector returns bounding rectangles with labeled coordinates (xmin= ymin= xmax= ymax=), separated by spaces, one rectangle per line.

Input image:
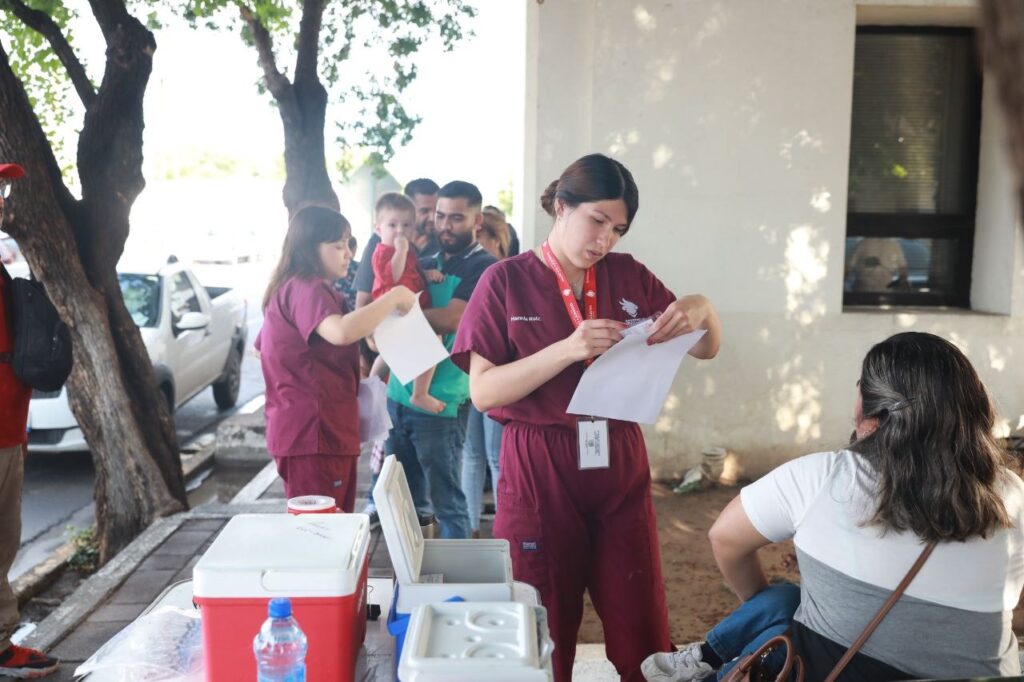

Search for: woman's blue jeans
xmin=708 ymin=582 xmax=800 ymax=679
xmin=460 ymin=405 xmax=502 ymax=531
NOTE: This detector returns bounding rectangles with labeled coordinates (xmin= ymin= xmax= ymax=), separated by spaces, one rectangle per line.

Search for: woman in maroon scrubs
xmin=258 ymin=205 xmax=415 ymax=512
xmin=452 ymin=154 xmax=721 ymax=681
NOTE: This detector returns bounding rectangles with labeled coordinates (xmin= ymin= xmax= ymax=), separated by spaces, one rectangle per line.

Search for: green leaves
xmin=322 ymin=0 xmax=475 ymax=166
xmin=0 ymin=0 xmax=87 ymax=175
xmin=182 ymin=0 xmax=476 ymax=169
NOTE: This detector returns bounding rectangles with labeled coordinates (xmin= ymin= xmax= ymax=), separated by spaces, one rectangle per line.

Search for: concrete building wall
xmin=523 ymin=0 xmax=1024 ymax=479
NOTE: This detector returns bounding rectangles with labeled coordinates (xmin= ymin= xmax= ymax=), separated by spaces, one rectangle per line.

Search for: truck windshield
xmin=119 ymin=273 xmax=160 ymax=327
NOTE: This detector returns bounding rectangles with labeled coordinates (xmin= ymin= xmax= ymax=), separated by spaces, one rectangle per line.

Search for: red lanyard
xmin=541 ymin=241 xmax=597 ymax=364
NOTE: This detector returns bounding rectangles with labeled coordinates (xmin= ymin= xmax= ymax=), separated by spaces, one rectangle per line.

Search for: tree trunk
xmin=280 ymin=76 xmax=338 ymax=215
xmin=981 ymin=1 xmax=1024 ymax=232
xmin=0 ymin=17 xmax=187 ymax=563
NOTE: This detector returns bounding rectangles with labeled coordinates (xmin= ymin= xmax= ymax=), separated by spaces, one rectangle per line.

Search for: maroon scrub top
xmin=451 ymin=251 xmax=677 ymax=430
xmin=257 ymin=276 xmax=360 ymax=457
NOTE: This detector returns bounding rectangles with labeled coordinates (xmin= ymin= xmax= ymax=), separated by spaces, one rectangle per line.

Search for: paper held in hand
xmin=372 ymin=298 xmax=449 ymax=385
xmin=567 ymin=322 xmax=706 ymax=425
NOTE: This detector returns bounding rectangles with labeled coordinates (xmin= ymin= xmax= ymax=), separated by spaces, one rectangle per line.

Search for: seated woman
xmin=644 ymin=332 xmax=1024 ymax=681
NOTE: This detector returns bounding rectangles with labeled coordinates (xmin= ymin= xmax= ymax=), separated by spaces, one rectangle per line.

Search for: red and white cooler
xmin=192 ymin=513 xmax=370 ymax=682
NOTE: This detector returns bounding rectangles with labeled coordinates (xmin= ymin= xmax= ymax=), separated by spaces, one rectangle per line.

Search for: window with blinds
xmin=843 ymin=27 xmax=981 ymax=308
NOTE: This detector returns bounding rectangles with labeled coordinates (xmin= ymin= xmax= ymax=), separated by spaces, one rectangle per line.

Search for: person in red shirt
xmin=257 ymin=205 xmax=416 ymax=512
xmin=369 ymin=192 xmax=446 ymax=414
xmin=0 ymin=162 xmax=60 ymax=677
xmin=452 ymin=154 xmax=722 ymax=681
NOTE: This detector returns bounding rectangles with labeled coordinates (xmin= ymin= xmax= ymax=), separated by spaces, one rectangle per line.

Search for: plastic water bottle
xmin=253 ymin=598 xmax=308 ymax=682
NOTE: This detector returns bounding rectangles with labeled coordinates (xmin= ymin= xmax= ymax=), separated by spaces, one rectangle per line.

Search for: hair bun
xmin=540 ymin=180 xmax=559 ymax=216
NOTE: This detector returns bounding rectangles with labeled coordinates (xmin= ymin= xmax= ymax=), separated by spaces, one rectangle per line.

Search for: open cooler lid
xmin=192 ymin=513 xmax=370 ymax=599
xmin=373 ymin=455 xmax=424 ymax=584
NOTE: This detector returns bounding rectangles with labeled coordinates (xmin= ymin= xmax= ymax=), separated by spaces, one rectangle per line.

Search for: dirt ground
xmin=576 ymin=482 xmax=1024 ymax=645
xmin=577 ymin=483 xmax=797 ymax=644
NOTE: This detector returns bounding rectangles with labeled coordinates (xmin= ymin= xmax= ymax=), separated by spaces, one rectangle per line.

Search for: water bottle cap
xmin=268 ymin=597 xmax=292 ymax=618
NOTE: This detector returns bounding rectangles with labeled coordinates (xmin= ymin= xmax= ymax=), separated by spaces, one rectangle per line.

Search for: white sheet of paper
xmin=358 ymin=377 xmax=393 ymax=443
xmin=567 ymin=323 xmax=706 ymax=424
xmin=373 ymin=298 xmax=449 ymax=385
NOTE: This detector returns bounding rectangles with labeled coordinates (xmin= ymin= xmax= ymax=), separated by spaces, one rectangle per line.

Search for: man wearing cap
xmin=0 ymin=162 xmax=60 ymax=677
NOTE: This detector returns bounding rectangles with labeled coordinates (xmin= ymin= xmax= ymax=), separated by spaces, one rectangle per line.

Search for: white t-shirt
xmin=742 ymin=449 xmax=1024 ymax=610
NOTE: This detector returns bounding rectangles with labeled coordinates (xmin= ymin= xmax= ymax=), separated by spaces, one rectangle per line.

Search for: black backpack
xmin=0 ymin=265 xmax=73 ymax=392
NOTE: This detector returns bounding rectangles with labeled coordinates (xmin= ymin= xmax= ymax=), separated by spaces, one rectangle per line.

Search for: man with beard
xmin=383 ymin=180 xmax=495 ymax=538
xmin=354 ymin=178 xmax=439 ymax=309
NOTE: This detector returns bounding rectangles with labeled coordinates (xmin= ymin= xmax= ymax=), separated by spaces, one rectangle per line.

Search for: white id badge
xmin=577 ymin=418 xmax=610 ymax=470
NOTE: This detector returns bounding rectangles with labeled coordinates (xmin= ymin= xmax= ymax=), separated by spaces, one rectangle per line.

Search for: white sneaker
xmin=641 ymin=642 xmax=715 ymax=682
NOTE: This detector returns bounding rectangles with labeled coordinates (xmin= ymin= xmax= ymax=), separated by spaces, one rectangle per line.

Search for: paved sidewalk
xmin=15 ymin=453 xmax=619 ymax=681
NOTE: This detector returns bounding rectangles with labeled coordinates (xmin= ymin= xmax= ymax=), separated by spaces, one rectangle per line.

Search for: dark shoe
xmin=0 ymin=644 xmax=59 ymax=678
xmin=417 ymin=513 xmax=436 ymax=527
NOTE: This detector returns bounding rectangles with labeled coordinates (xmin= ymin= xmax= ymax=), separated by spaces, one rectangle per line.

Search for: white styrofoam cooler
xmin=398 ymin=601 xmax=554 ymax=681
xmin=374 ymin=455 xmax=514 ymax=612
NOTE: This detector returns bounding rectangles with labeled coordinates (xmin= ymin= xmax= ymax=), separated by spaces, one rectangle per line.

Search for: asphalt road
xmin=11 ymin=260 xmax=270 ymax=581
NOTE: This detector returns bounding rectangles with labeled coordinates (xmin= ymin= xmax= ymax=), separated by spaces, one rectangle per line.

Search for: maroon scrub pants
xmin=274 ymin=454 xmax=359 ymax=513
xmin=494 ymin=422 xmax=672 ymax=681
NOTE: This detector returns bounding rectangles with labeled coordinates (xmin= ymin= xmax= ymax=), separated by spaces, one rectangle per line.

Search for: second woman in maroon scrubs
xmin=258 ymin=205 xmax=416 ymax=512
xmin=452 ymin=154 xmax=721 ymax=681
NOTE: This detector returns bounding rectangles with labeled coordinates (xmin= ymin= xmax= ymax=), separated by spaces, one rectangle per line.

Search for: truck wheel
xmin=213 ymin=347 xmax=242 ymax=409
xmin=161 ymin=384 xmax=175 ymax=416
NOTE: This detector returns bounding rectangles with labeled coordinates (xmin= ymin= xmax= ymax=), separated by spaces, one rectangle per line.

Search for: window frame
xmin=169 ymin=271 xmax=201 ymax=329
xmin=843 ymin=25 xmax=983 ymax=309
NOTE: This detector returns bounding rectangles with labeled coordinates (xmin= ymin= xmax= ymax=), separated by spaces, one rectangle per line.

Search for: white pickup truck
xmin=27 ymin=258 xmax=248 ymax=453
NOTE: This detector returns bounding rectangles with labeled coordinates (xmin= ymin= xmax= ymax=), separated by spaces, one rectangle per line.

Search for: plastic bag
xmin=75 ymin=606 xmax=203 ymax=681
xmin=358 ymin=376 xmax=393 ymax=443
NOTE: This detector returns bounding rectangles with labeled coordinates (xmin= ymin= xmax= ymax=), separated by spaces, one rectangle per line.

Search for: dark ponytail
xmin=540 ymin=154 xmax=639 ymax=230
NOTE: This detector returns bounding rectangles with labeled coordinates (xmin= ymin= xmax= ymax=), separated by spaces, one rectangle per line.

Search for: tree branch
xmin=295 ymin=0 xmax=326 ymax=83
xmin=980 ymin=1 xmax=1024 ymax=233
xmin=86 ymin=0 xmax=130 ymax=43
xmin=239 ymin=4 xmax=291 ymax=100
xmin=0 ymin=37 xmax=80 ymax=223
xmin=3 ymin=0 xmax=96 ymax=108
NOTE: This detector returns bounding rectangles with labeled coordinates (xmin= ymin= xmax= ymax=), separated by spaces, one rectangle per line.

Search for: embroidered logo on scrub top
xmin=510 ymin=315 xmax=542 ymax=322
xmin=619 ymin=298 xmax=639 ymax=317
xmin=521 ymin=540 xmax=539 ymax=551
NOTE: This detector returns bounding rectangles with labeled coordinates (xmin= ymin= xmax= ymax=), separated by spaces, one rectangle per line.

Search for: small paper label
xmin=577 ymin=419 xmax=610 ymax=470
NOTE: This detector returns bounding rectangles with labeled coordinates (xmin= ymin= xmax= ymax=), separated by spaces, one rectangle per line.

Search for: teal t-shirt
xmin=387 ymin=243 xmax=496 ymax=417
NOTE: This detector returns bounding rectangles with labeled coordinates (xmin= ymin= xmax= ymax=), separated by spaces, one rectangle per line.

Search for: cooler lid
xmin=373 ymin=455 xmax=424 ymax=584
xmin=192 ymin=513 xmax=369 ymax=599
xmin=400 ymin=602 xmax=540 ymax=673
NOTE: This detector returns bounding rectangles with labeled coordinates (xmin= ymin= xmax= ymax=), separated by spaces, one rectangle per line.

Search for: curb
xmin=19 ymin=502 xmax=282 ymax=654
xmin=229 ymin=460 xmax=278 ymax=504
xmin=13 ymin=437 xmax=218 ymax=610
xmin=17 ymin=440 xmax=276 ymax=653
xmin=22 ymin=515 xmax=186 ymax=652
